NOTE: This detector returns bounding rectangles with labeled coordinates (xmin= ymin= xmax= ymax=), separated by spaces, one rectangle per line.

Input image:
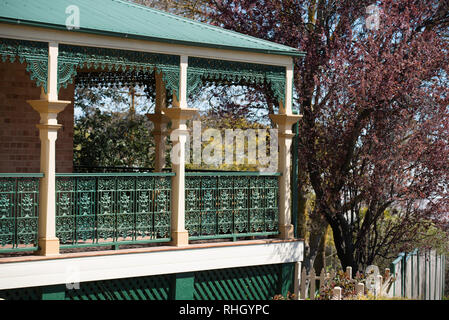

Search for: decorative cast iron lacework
xmin=0 ymin=174 xmax=41 ymax=252
xmin=55 ymin=173 xmax=173 ymax=248
xmin=0 ymin=38 xmax=48 ymax=92
xmin=187 ymin=57 xmax=286 ymax=105
xmin=57 ymin=44 xmax=180 ymax=97
xmin=75 ymin=71 xmax=155 ymax=89
xmin=185 ymin=173 xmax=280 ymax=240
xmin=74 ymin=71 xmax=167 ymax=103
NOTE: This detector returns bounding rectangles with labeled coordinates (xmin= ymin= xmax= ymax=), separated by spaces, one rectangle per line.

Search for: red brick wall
xmin=0 ymin=61 xmax=74 ymax=173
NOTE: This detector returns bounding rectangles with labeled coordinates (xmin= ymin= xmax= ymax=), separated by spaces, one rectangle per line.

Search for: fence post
xmin=293 ymin=262 xmax=301 ymax=300
xmin=346 ymin=266 xmax=352 ymax=279
xmin=300 ymin=268 xmax=306 ymax=300
xmin=356 ymin=283 xmax=364 ymax=297
xmin=310 ymin=268 xmax=316 ymax=300
xmin=377 ymin=275 xmax=383 ymax=297
xmin=433 ymin=250 xmax=438 ymax=300
xmin=332 ymin=286 xmax=342 ymax=300
xmin=414 ymin=249 xmax=418 ymax=299
xmin=319 ymin=268 xmax=326 ymax=293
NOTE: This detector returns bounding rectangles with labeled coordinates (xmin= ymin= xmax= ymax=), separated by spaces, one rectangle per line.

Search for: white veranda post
xmin=162 ymin=55 xmax=198 ymax=246
xmin=27 ymin=42 xmax=71 ymax=256
xmin=269 ymin=64 xmax=302 ymax=239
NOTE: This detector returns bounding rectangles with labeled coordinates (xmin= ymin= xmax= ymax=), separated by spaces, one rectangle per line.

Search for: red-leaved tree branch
xmin=209 ymin=0 xmax=449 ymax=270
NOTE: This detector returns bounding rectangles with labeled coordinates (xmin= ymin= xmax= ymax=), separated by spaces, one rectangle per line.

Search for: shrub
xmin=272 ymin=292 xmax=296 ymax=300
xmin=317 ymin=270 xmax=365 ymax=300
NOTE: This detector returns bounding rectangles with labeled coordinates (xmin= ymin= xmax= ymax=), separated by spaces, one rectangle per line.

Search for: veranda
xmin=0 ymin=0 xmax=304 ymax=257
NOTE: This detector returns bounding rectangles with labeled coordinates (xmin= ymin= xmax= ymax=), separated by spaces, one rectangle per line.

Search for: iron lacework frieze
xmin=0 ymin=38 xmax=48 ymax=93
xmin=187 ymin=57 xmax=286 ymax=105
xmin=57 ymin=44 xmax=180 ymax=98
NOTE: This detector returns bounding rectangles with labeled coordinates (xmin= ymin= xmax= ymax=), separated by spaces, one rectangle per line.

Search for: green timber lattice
xmin=0 ymin=263 xmax=294 ymax=300
xmin=65 ymin=274 xmax=172 ymax=300
xmin=0 ymin=286 xmax=42 ymax=300
xmin=55 ymin=173 xmax=173 ymax=248
xmin=0 ymin=174 xmax=42 ymax=253
xmin=194 ymin=263 xmax=293 ymax=300
xmin=185 ymin=173 xmax=280 ymax=240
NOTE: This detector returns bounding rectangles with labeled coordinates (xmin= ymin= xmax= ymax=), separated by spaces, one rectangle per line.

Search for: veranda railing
xmin=55 ymin=172 xmax=174 ymax=249
xmin=1 ymin=171 xmax=282 ymax=253
xmin=185 ymin=172 xmax=281 ymax=241
xmin=0 ymin=173 xmax=43 ymax=253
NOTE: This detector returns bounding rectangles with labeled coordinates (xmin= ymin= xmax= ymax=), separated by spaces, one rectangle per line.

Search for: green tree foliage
xmin=73 ymin=87 xmax=155 ymax=169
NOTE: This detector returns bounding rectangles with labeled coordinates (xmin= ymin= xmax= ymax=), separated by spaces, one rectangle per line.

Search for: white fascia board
xmin=0 ymin=23 xmax=293 ymax=67
xmin=0 ymin=241 xmax=303 ymax=290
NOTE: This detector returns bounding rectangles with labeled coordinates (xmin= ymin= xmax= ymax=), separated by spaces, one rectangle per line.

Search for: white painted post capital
xmin=161 ymin=107 xmax=199 ymax=123
xmin=27 ymin=99 xmax=71 ymax=124
xmin=27 ymin=99 xmax=70 ymax=257
xmin=145 ymin=112 xmax=170 ymax=126
xmin=269 ymin=114 xmax=302 ymax=133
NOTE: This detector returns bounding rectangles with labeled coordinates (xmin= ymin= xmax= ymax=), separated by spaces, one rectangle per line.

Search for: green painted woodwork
xmin=185 ymin=173 xmax=280 ymax=240
xmin=0 ymin=286 xmax=42 ymax=300
xmin=0 ymin=38 xmax=48 ymax=92
xmin=0 ymin=175 xmax=40 ymax=252
xmin=185 ymin=172 xmax=281 ymax=177
xmin=41 ymin=285 xmax=66 ymax=300
xmin=279 ymin=263 xmax=295 ymax=297
xmin=291 ymin=121 xmax=300 ymax=238
xmin=170 ymin=272 xmax=195 ymax=300
xmin=65 ymin=274 xmax=172 ymax=300
xmin=0 ymin=0 xmax=303 ymax=57
xmin=193 ymin=263 xmax=294 ymax=300
xmin=56 ymin=172 xmax=175 ymax=177
xmin=0 ymin=173 xmax=44 ymax=178
xmin=187 ymin=57 xmax=286 ymax=105
xmin=55 ymin=173 xmax=172 ymax=248
xmin=0 ymin=263 xmax=294 ymax=300
xmin=57 ymin=44 xmax=180 ymax=97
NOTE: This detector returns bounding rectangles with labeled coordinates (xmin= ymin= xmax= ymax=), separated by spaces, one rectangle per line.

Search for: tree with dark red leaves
xmin=208 ymin=0 xmax=449 ymax=271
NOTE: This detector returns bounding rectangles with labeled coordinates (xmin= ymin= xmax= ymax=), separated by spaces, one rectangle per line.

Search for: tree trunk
xmin=313 ymin=225 xmax=328 ymax=272
xmin=303 ymin=211 xmax=328 ymax=272
xmin=329 ymin=217 xmax=358 ymax=275
xmin=296 ymin=170 xmax=308 ymax=240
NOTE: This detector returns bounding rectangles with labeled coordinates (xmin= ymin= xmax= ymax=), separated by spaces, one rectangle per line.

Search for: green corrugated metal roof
xmin=0 ymin=0 xmax=303 ymax=57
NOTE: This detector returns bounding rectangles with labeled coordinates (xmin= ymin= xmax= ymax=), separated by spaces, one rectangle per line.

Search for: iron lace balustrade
xmin=185 ymin=172 xmax=281 ymax=240
xmin=0 ymin=173 xmax=42 ymax=253
xmin=55 ymin=172 xmax=174 ymax=249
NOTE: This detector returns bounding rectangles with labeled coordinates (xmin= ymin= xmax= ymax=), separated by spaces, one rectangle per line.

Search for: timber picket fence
xmin=298 ymin=249 xmax=446 ymax=300
xmin=387 ymin=249 xmax=446 ymax=300
xmin=298 ymin=266 xmax=381 ymax=300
